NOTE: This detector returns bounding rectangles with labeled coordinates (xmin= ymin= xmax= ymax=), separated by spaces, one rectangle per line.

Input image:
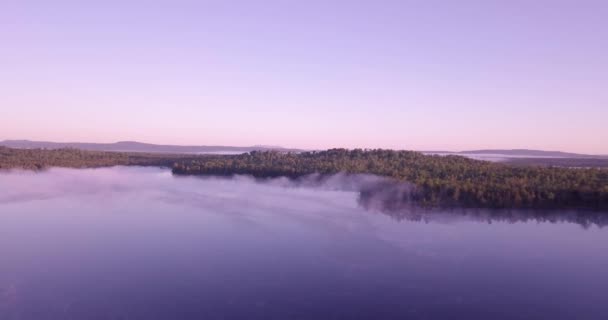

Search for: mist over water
xmin=1 ymin=167 xmax=608 ymax=319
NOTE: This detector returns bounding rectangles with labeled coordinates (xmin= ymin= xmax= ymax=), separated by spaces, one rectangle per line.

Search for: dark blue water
xmin=1 ymin=167 xmax=607 ymax=319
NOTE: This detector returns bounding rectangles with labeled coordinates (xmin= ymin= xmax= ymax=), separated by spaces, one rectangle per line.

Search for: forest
xmin=172 ymin=149 xmax=608 ymax=210
xmin=0 ymin=146 xmax=200 ymax=170
xmin=2 ymin=146 xmax=608 ymax=210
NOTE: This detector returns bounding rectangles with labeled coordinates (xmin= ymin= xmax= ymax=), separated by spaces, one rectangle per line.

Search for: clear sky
xmin=1 ymin=1 xmax=607 ymax=153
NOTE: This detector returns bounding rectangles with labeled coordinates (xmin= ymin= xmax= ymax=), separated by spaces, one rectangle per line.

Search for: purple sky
xmin=1 ymin=1 xmax=607 ymax=153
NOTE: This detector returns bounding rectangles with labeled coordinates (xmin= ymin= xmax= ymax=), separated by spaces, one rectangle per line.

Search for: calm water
xmin=1 ymin=167 xmax=608 ymax=320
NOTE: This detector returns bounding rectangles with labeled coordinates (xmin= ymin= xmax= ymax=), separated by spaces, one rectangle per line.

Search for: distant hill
xmin=458 ymin=149 xmax=598 ymax=158
xmin=0 ymin=140 xmax=303 ymax=154
xmin=504 ymin=157 xmax=608 ymax=168
xmin=424 ymin=149 xmax=608 ymax=162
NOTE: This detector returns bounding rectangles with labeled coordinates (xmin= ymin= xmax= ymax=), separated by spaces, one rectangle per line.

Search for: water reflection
xmin=360 ymin=204 xmax=608 ymax=228
xmin=257 ymin=171 xmax=608 ymax=228
xmin=357 ymin=186 xmax=608 ymax=227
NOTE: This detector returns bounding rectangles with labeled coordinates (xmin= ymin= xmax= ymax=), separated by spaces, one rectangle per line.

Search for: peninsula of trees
xmin=2 ymin=146 xmax=607 ymax=210
xmin=172 ymin=149 xmax=608 ymax=210
xmin=0 ymin=146 xmax=200 ymax=170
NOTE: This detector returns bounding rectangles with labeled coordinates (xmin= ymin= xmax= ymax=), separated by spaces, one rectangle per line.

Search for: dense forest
xmin=172 ymin=149 xmax=608 ymax=210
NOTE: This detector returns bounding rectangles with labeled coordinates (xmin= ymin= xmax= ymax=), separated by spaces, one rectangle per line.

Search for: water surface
xmin=1 ymin=167 xmax=607 ymax=319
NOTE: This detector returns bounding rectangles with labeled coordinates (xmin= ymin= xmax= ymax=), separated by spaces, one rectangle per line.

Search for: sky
xmin=1 ymin=1 xmax=607 ymax=153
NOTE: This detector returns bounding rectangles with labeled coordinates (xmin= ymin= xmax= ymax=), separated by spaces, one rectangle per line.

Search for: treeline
xmin=172 ymin=149 xmax=608 ymax=210
xmin=0 ymin=146 xmax=200 ymax=170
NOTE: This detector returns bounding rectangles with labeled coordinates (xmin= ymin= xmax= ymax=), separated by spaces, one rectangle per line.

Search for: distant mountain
xmin=423 ymin=149 xmax=608 ymax=161
xmin=458 ymin=149 xmax=602 ymax=158
xmin=0 ymin=140 xmax=303 ymax=154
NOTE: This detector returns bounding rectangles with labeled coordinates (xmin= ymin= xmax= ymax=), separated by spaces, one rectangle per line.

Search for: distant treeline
xmin=0 ymin=146 xmax=200 ymax=170
xmin=172 ymin=149 xmax=608 ymax=210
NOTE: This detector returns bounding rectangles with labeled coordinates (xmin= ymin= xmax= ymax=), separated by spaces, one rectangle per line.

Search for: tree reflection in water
xmin=357 ymin=185 xmax=608 ymax=228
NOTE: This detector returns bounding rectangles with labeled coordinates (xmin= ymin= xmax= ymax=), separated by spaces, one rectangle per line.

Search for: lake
xmin=1 ymin=167 xmax=608 ymax=319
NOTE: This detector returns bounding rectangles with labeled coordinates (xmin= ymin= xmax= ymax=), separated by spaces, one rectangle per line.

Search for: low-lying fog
xmin=1 ymin=167 xmax=608 ymax=319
